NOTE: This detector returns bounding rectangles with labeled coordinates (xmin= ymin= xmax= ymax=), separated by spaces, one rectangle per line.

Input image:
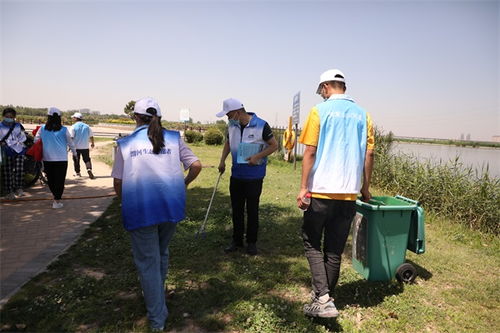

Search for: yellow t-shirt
xmin=299 ymin=106 xmax=375 ymax=201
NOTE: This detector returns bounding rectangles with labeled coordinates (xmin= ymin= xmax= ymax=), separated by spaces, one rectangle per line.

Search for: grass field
xmin=1 ymin=143 xmax=499 ymax=332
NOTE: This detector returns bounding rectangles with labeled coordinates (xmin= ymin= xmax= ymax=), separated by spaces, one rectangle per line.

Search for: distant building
xmin=492 ymin=136 xmax=500 ymax=143
xmin=460 ymin=133 xmax=464 ymax=140
xmin=466 ymin=133 xmax=471 ymax=141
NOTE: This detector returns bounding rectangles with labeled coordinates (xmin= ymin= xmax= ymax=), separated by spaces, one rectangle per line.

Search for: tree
xmin=124 ymin=100 xmax=135 ymax=116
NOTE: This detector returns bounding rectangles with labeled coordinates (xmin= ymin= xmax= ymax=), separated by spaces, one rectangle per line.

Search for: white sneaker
xmin=52 ymin=201 xmax=64 ymax=209
xmin=15 ymin=189 xmax=25 ymax=197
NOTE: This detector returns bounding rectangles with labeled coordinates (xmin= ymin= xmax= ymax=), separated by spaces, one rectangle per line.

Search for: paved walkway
xmin=0 ymin=142 xmax=116 ymax=305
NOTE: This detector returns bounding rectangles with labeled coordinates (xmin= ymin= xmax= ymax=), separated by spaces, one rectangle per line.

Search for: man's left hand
xmin=360 ymin=188 xmax=372 ymax=202
xmin=246 ymin=155 xmax=260 ymax=165
xmin=91 ymin=143 xmax=95 ymax=149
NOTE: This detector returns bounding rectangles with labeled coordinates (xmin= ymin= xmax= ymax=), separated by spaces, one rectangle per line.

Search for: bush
xmin=184 ymin=130 xmax=203 ymax=143
xmin=204 ymin=128 xmax=224 ymax=145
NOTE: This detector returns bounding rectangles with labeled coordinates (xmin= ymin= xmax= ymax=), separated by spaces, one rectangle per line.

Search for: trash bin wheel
xmin=396 ymin=263 xmax=417 ymax=283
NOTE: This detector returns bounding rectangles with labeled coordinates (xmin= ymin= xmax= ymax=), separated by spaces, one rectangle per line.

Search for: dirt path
xmin=0 ymin=142 xmax=115 ymax=305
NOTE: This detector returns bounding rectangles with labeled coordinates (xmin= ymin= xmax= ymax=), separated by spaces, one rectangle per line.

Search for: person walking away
xmin=35 ymin=107 xmax=77 ymax=209
xmin=69 ymin=112 xmax=95 ymax=179
xmin=216 ymin=98 xmax=278 ymax=255
xmin=111 ymin=97 xmax=201 ymax=331
xmin=0 ymin=107 xmax=27 ymax=199
xmin=297 ymin=69 xmax=375 ymax=318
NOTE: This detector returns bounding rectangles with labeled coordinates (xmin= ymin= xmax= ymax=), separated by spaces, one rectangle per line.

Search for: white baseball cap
xmin=72 ymin=112 xmax=83 ymax=119
xmin=134 ymin=97 xmax=162 ymax=117
xmin=316 ymin=69 xmax=346 ymax=94
xmin=216 ymin=98 xmax=244 ymax=117
xmin=47 ymin=107 xmax=62 ymax=116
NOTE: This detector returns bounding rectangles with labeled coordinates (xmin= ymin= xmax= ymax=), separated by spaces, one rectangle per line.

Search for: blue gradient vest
xmin=71 ymin=122 xmax=91 ymax=149
xmin=117 ymin=125 xmax=186 ymax=231
xmin=40 ymin=125 xmax=70 ymax=161
xmin=310 ymin=95 xmax=368 ymax=194
xmin=228 ymin=113 xmax=268 ymax=179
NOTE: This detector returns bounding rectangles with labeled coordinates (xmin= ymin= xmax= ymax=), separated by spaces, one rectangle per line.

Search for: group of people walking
xmin=2 ymin=68 xmax=374 ymax=331
xmin=110 ymin=68 xmax=374 ymax=331
xmin=0 ymin=107 xmax=96 ymax=208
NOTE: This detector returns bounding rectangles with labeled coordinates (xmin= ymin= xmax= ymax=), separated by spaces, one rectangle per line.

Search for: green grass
xmin=93 ymin=137 xmax=114 ymax=142
xmin=93 ymin=141 xmax=115 ymax=167
xmin=1 ymin=144 xmax=499 ymax=332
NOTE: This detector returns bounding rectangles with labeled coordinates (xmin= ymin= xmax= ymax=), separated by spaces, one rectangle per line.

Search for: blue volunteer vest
xmin=72 ymin=122 xmax=91 ymax=149
xmin=40 ymin=125 xmax=70 ymax=161
xmin=117 ymin=125 xmax=186 ymax=231
xmin=310 ymin=95 xmax=368 ymax=194
xmin=228 ymin=113 xmax=268 ymax=179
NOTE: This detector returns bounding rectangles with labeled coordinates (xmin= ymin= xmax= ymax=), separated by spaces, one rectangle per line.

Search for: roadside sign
xmin=179 ymin=108 xmax=190 ymax=122
xmin=292 ymin=92 xmax=300 ymax=125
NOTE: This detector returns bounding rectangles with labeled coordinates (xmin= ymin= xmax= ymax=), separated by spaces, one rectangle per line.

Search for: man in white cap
xmin=216 ymin=98 xmax=278 ymax=255
xmin=297 ymin=69 xmax=375 ymax=318
xmin=69 ymin=112 xmax=95 ymax=179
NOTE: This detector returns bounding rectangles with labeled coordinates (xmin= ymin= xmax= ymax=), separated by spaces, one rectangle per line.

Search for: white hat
xmin=72 ymin=112 xmax=83 ymax=119
xmin=47 ymin=107 xmax=62 ymax=116
xmin=134 ymin=97 xmax=162 ymax=117
xmin=316 ymin=69 xmax=346 ymax=94
xmin=216 ymin=98 xmax=244 ymax=117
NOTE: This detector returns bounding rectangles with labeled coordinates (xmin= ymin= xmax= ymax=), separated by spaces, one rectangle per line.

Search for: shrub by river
xmin=373 ymin=130 xmax=500 ymax=235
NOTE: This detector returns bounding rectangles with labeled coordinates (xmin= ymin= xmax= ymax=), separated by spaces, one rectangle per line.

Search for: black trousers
xmin=73 ymin=149 xmax=92 ymax=173
xmin=302 ymin=198 xmax=356 ymax=297
xmin=229 ymin=177 xmax=263 ymax=244
xmin=44 ymin=161 xmax=68 ymax=200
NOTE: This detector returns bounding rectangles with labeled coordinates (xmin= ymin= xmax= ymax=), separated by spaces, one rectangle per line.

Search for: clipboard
xmin=237 ymin=142 xmax=264 ymax=164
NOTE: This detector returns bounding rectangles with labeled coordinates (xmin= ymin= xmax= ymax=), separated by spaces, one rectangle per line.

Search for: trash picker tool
xmin=196 ymin=172 xmax=222 ymax=239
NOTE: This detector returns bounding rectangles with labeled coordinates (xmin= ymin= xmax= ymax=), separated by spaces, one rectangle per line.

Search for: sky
xmin=1 ymin=0 xmax=499 ymax=141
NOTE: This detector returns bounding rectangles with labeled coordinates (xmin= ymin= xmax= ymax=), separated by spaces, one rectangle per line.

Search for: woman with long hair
xmin=111 ymin=97 xmax=201 ymax=331
xmin=35 ymin=107 xmax=76 ymax=208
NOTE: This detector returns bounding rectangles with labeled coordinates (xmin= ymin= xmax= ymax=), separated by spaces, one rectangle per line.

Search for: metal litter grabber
xmin=196 ymin=172 xmax=223 ymax=239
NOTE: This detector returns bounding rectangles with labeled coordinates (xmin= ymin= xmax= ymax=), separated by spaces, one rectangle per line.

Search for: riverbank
xmin=394 ymin=137 xmax=500 ymax=148
xmin=375 ymin=131 xmax=499 ymax=234
xmin=391 ymin=141 xmax=500 ymax=179
xmin=0 ymin=143 xmax=499 ymax=332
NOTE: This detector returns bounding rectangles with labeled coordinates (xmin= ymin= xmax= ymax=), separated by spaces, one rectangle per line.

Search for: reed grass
xmin=373 ymin=129 xmax=500 ymax=234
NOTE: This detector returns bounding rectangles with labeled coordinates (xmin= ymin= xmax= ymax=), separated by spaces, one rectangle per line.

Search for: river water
xmin=391 ymin=142 xmax=500 ymax=179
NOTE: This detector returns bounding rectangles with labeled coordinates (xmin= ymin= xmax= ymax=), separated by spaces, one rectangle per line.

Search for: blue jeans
xmin=129 ymin=222 xmax=177 ymax=329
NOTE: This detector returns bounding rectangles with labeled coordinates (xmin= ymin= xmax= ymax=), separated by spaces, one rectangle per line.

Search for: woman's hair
xmin=45 ymin=114 xmax=62 ymax=131
xmin=3 ymin=107 xmax=16 ymax=117
xmin=136 ymin=107 xmax=165 ymax=154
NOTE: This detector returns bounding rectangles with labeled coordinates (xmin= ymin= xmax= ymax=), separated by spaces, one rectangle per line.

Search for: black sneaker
xmin=224 ymin=241 xmax=243 ymax=253
xmin=88 ymin=170 xmax=96 ymax=179
xmin=246 ymin=243 xmax=258 ymax=255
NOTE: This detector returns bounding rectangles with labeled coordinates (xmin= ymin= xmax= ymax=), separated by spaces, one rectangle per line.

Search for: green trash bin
xmin=352 ymin=195 xmax=425 ymax=283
